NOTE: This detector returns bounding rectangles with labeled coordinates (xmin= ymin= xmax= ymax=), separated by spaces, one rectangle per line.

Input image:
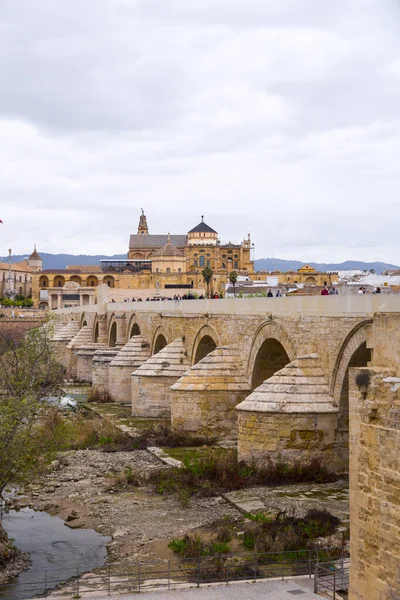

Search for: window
xmin=194 ymin=260 xmax=198 ymax=267
xmin=234 ymin=261 xmax=238 ymax=269
xmin=166 ymin=267 xmax=171 ymax=273
xmin=199 ymin=256 xmax=205 ymax=267
xmin=178 ymin=268 xmax=181 ymax=273
xmin=156 ymin=268 xmax=159 ymax=273
xmin=206 ymin=260 xmax=210 ymax=267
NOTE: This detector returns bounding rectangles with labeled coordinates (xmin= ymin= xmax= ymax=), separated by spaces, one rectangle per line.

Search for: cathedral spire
xmin=138 ymin=209 xmax=149 ymax=235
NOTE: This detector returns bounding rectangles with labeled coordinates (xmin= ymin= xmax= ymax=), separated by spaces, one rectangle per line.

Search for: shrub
xmin=151 ymin=449 xmax=337 ymax=500
xmin=242 ymin=509 xmax=340 ymax=554
xmin=87 ymin=388 xmax=114 ymax=404
xmin=133 ymin=421 xmax=216 ymax=449
xmin=168 ymin=535 xmax=230 ymax=558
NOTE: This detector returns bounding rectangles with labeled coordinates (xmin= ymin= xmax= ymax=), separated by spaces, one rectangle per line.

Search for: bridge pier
xmin=236 ymin=354 xmax=340 ymax=469
xmin=92 ymin=348 xmax=120 ymax=393
xmin=171 ymin=345 xmax=251 ymax=439
xmin=131 ymin=338 xmax=190 ymax=418
xmin=108 ymin=335 xmax=151 ymax=403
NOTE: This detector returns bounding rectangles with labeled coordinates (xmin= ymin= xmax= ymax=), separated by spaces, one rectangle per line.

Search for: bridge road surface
xmin=43 ymin=579 xmax=326 ymax=599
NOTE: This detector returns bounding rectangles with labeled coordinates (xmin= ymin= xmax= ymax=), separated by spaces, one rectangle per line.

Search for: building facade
xmin=0 ymin=248 xmax=42 ymax=299
xmin=32 ymin=213 xmax=254 ymax=308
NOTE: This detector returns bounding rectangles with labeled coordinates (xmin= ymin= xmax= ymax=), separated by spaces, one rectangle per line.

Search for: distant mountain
xmin=1 ymin=253 xmax=126 ymax=270
xmin=254 ymin=258 xmax=400 ymax=275
xmin=2 ymin=253 xmax=399 ymax=275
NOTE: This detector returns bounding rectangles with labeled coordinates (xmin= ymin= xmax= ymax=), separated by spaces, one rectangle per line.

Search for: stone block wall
xmin=92 ymin=349 xmax=119 ymax=394
xmin=237 ymin=411 xmax=338 ymax=468
xmin=349 ymin=367 xmax=400 ymax=599
xmin=109 ymin=365 xmax=135 ymax=404
xmin=76 ymin=347 xmax=98 ymax=383
xmin=171 ymin=389 xmax=248 ymax=439
xmin=132 ymin=375 xmax=176 ymax=418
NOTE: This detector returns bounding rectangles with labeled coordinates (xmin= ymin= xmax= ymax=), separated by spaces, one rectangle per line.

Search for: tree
xmin=201 ymin=266 xmax=214 ymax=298
xmin=0 ymin=323 xmax=64 ymax=502
xmin=229 ymin=271 xmax=238 ymax=297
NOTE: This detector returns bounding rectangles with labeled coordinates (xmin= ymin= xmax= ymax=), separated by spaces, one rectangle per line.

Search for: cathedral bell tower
xmin=138 ymin=209 xmax=149 ymax=235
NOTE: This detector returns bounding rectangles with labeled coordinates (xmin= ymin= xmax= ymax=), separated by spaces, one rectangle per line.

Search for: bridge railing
xmin=54 ymin=294 xmax=400 ymax=316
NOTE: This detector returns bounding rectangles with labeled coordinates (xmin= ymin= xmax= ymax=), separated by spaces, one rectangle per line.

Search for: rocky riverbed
xmin=13 ymin=449 xmax=239 ymax=567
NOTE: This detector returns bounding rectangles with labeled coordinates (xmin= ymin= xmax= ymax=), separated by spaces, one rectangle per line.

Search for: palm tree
xmin=229 ymin=270 xmax=238 ymax=297
xmin=202 ymin=266 xmax=214 ymax=298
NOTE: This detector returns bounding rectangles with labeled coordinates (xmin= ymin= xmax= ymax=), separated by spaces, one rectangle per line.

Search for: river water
xmin=1 ymin=508 xmax=110 ymax=600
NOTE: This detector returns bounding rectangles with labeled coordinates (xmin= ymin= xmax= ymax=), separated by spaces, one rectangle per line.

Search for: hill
xmin=2 ymin=253 xmax=399 ymax=275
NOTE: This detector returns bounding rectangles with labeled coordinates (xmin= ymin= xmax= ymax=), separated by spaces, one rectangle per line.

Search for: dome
xmin=153 ymin=236 xmax=184 ymax=258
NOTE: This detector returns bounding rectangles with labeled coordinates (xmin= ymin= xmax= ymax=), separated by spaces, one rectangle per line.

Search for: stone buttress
xmin=65 ymin=325 xmax=95 ymax=380
xmin=131 ymin=338 xmax=190 ymax=417
xmin=92 ymin=348 xmax=120 ymax=394
xmin=236 ymin=353 xmax=339 ymax=468
xmin=171 ymin=345 xmax=251 ymax=439
xmin=108 ymin=335 xmax=151 ymax=404
xmin=51 ymin=321 xmax=80 ymax=375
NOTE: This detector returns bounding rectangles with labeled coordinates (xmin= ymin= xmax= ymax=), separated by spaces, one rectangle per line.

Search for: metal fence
xmin=0 ymin=549 xmax=348 ymax=600
xmin=314 ymin=558 xmax=350 ymax=599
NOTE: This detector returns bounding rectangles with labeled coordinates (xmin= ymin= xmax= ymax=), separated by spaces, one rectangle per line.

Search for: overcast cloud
xmin=1 ymin=0 xmax=400 ymax=263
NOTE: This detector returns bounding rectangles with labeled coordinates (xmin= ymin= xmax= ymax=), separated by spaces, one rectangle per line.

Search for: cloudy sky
xmin=1 ymin=0 xmax=400 ymax=263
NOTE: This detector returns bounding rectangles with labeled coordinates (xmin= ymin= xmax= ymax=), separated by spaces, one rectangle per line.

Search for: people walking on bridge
xmin=321 ymin=286 xmax=329 ymax=296
xmin=267 ymin=290 xmax=273 ymax=297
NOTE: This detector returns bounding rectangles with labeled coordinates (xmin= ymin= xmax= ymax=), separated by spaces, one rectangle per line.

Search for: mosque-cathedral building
xmin=32 ymin=212 xmax=255 ymax=308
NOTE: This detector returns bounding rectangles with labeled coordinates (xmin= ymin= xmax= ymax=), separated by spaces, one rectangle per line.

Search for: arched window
xmin=200 ymin=255 xmax=205 ymax=267
xmin=234 ymin=261 xmax=238 ymax=269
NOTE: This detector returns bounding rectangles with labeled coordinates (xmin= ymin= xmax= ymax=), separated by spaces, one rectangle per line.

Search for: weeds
xmin=151 ymin=448 xmax=337 ymax=501
xmin=104 ymin=466 xmax=140 ymax=491
xmin=168 ymin=535 xmax=230 ymax=558
xmin=87 ymin=388 xmax=114 ymax=404
xmin=242 ymin=509 xmax=340 ymax=555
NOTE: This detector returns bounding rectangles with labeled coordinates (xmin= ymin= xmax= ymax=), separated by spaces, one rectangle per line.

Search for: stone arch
xmin=86 ymin=276 xmax=98 ymax=287
xmin=39 ymin=276 xmax=49 ymax=287
xmin=331 ymin=320 xmax=373 ymax=402
xmin=93 ymin=320 xmax=99 ymax=343
xmin=127 ymin=314 xmax=141 ymax=339
xmin=53 ymin=276 xmax=65 ymax=287
xmin=109 ymin=321 xmax=117 ymax=348
xmin=79 ymin=313 xmax=88 ymax=329
xmin=330 ymin=320 xmax=373 ymax=466
xmin=191 ymin=325 xmax=219 ymax=365
xmin=107 ymin=314 xmax=118 ymax=347
xmin=152 ymin=327 xmax=168 ymax=355
xmin=247 ymin=321 xmax=295 ymax=390
xmin=69 ymin=275 xmax=82 ymax=285
xmin=305 ymin=276 xmax=317 ymax=285
xmin=103 ymin=276 xmax=115 ymax=288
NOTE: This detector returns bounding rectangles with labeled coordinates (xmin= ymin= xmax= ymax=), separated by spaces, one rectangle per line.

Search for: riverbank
xmin=14 ymin=448 xmax=239 ymax=567
xmin=0 ymin=523 xmax=31 ymax=585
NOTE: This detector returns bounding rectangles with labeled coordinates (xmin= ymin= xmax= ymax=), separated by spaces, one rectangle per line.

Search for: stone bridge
xmin=51 ymin=295 xmax=400 ymax=473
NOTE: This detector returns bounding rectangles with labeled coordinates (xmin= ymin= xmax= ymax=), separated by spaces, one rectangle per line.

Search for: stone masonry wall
xmin=172 ymin=389 xmax=249 ymax=439
xmin=349 ymin=367 xmax=400 ymax=599
xmin=237 ymin=411 xmax=338 ymax=469
xmin=132 ymin=375 xmax=176 ymax=418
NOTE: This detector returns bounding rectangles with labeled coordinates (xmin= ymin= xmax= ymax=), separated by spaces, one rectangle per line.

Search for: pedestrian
xmin=275 ymin=289 xmax=282 ymax=297
xmin=321 ymin=286 xmax=329 ymax=296
xmin=375 ymin=287 xmax=381 ymax=294
xmin=357 ymin=287 xmax=364 ymax=295
xmin=267 ymin=290 xmax=273 ymax=297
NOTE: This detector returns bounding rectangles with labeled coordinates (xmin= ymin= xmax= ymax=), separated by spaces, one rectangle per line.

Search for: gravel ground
xmin=16 ymin=449 xmax=239 ymax=564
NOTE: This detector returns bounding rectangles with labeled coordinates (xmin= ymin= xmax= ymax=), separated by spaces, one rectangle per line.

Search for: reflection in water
xmin=1 ymin=509 xmax=110 ymax=600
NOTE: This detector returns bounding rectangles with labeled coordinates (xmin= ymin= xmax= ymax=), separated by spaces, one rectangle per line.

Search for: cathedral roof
xmin=154 ymin=237 xmax=184 ymax=258
xmin=188 ymin=217 xmax=217 ymax=235
xmin=129 ymin=234 xmax=187 ymax=249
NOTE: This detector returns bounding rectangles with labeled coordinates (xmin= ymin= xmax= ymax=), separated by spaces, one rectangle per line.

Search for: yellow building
xmin=0 ymin=248 xmax=42 ymax=298
xmin=250 ymin=264 xmax=338 ymax=287
xmin=32 ymin=212 xmax=254 ymax=308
